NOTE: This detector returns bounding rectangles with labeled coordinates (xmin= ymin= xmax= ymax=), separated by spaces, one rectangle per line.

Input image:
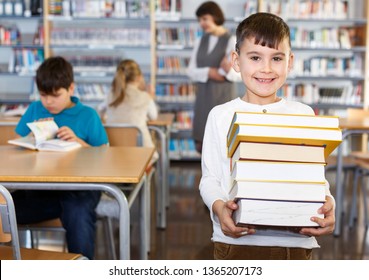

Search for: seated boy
xmin=12 ymin=56 xmax=108 ymax=259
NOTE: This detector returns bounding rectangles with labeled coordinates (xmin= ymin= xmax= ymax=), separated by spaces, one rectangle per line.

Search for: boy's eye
xmin=273 ymin=57 xmax=283 ymax=61
xmin=250 ymin=56 xmax=260 ymax=61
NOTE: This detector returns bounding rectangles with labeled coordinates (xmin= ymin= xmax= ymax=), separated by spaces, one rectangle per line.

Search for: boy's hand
xmin=299 ymin=196 xmax=335 ymax=236
xmin=213 ymin=200 xmax=255 ymax=238
xmin=56 ymin=126 xmax=82 ymax=144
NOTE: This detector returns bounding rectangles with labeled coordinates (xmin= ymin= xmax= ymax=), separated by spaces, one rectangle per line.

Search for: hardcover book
xmin=227 ymin=111 xmax=340 ymax=145
xmin=229 ymin=180 xmax=326 ymax=202
xmin=230 ymin=142 xmax=326 ymax=171
xmin=8 ymin=120 xmax=81 ymax=152
xmin=228 ymin=123 xmax=342 ymax=158
xmin=233 ymin=199 xmax=324 ymax=228
xmin=230 ymin=160 xmax=326 ymax=184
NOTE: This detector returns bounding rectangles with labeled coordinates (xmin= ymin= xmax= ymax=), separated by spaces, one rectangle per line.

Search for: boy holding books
xmin=12 ymin=56 xmax=108 ymax=259
xmin=199 ymin=13 xmax=335 ymax=260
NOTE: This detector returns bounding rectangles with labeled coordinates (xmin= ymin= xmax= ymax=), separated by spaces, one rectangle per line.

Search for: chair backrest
xmin=0 ymin=122 xmax=17 ymax=145
xmin=347 ymin=109 xmax=369 ymax=151
xmin=104 ymin=123 xmax=143 ymax=147
xmin=0 ymin=184 xmax=21 ymax=259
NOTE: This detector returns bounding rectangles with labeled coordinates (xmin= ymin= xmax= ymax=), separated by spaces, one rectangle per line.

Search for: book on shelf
xmin=229 ymin=180 xmax=326 ymax=203
xmin=233 ymin=199 xmax=324 ymax=228
xmin=227 ymin=111 xmax=340 ymax=146
xmin=228 ymin=123 xmax=342 ymax=158
xmin=8 ymin=120 xmax=81 ymax=152
xmin=231 ymin=160 xmax=326 ymax=184
xmin=230 ymin=142 xmax=326 ymax=171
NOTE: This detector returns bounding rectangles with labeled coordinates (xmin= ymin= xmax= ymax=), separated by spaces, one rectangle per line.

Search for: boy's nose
xmin=261 ymin=60 xmax=272 ymax=72
xmin=45 ymin=96 xmax=53 ymax=104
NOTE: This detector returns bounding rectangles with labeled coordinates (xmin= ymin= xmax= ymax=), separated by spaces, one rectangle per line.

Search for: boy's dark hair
xmin=196 ymin=1 xmax=225 ymax=26
xmin=235 ymin=13 xmax=291 ymax=53
xmin=35 ymin=56 xmax=74 ymax=95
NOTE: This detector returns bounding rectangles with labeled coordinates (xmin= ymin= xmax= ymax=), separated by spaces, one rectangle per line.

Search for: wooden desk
xmin=0 ymin=145 xmax=154 ymax=259
xmin=147 ymin=113 xmax=175 ymax=127
xmin=148 ymin=113 xmax=175 ymax=229
xmin=334 ymin=117 xmax=369 ymax=236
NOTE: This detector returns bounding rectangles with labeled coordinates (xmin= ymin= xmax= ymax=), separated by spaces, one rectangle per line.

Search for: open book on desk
xmin=8 ymin=120 xmax=81 ymax=152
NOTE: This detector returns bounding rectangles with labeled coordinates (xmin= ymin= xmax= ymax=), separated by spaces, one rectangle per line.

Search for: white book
xmin=233 ymin=199 xmax=324 ymax=228
xmin=231 ymin=142 xmax=326 ymax=171
xmin=8 ymin=120 xmax=81 ymax=152
xmin=229 ymin=180 xmax=326 ymax=202
xmin=231 ymin=160 xmax=326 ymax=184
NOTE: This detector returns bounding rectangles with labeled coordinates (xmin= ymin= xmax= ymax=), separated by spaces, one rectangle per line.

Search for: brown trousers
xmin=214 ymin=242 xmax=313 ymax=260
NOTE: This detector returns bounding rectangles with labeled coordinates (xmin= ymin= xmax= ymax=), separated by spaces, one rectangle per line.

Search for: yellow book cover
xmin=227 ymin=123 xmax=342 ymax=158
xmin=227 ymin=111 xmax=340 ymax=147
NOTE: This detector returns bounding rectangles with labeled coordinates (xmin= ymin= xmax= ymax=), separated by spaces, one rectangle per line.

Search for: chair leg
xmin=30 ymin=230 xmax=37 ymax=248
xmin=349 ymin=168 xmax=361 ymax=228
xmin=102 ymin=217 xmax=117 ymax=260
xmin=361 ymin=176 xmax=369 ymax=228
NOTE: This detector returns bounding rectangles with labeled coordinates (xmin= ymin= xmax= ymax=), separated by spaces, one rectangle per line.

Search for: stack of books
xmin=227 ymin=112 xmax=342 ymax=228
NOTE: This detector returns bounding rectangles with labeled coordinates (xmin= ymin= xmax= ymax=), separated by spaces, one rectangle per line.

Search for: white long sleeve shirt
xmin=186 ymin=34 xmax=241 ymax=83
xmin=200 ymin=97 xmax=334 ymax=249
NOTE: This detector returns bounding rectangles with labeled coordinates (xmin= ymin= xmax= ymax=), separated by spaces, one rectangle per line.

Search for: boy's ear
xmin=231 ymin=51 xmax=240 ymax=72
xmin=287 ymin=52 xmax=294 ymax=72
xmin=69 ymin=82 xmax=75 ymax=96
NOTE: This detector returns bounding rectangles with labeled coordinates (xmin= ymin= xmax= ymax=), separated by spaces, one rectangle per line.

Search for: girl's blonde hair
xmin=109 ymin=59 xmax=142 ymax=107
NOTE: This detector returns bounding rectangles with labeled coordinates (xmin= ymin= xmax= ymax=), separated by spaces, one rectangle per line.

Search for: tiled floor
xmin=25 ymin=161 xmax=369 ymax=260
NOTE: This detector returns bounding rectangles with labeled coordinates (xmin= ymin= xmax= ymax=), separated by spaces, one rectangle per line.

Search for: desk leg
xmin=126 ymin=175 xmax=148 ymax=260
xmin=2 ymin=182 xmax=131 ymax=260
xmin=165 ymin=125 xmax=170 ymax=210
xmin=149 ymin=125 xmax=167 ymax=229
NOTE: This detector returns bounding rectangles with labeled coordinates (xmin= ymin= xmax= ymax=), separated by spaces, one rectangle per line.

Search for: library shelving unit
xmin=0 ymin=0 xmax=153 ymax=114
xmin=0 ymin=0 xmax=44 ymax=115
xmin=43 ymin=0 xmax=152 ymax=108
xmin=157 ymin=0 xmax=369 ymax=161
xmin=257 ymin=0 xmax=369 ymax=117
xmin=1 ymin=0 xmax=369 ymax=161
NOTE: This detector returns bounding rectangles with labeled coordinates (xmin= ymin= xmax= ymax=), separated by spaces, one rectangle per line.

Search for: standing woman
xmin=187 ymin=1 xmax=241 ymax=153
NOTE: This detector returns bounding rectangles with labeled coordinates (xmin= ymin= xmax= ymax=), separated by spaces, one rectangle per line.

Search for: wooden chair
xmin=345 ymin=153 xmax=369 ymax=228
xmin=0 ymin=184 xmax=83 ymax=260
xmin=0 ymin=122 xmax=17 ymax=144
xmin=339 ymin=109 xmax=369 ymax=228
xmin=98 ymin=123 xmax=156 ymax=259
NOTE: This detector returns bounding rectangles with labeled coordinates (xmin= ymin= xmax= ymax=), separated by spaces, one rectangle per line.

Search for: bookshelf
xmin=156 ymin=0 xmax=369 ymax=161
xmin=256 ymin=0 xmax=368 ymax=117
xmin=1 ymin=0 xmax=369 ymax=160
xmin=0 ymin=0 xmax=152 ymax=114
xmin=0 ymin=0 xmax=44 ymax=114
xmin=43 ymin=0 xmax=152 ymax=107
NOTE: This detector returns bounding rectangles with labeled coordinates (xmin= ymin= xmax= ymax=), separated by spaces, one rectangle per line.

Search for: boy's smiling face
xmin=39 ymin=83 xmax=75 ymax=115
xmin=232 ymin=37 xmax=293 ymax=105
